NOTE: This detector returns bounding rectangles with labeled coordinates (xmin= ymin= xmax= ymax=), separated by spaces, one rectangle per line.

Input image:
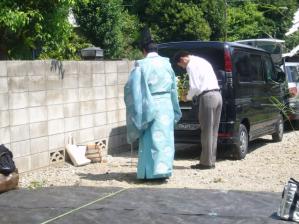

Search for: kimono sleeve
xmin=124 ymin=63 xmax=157 ymax=144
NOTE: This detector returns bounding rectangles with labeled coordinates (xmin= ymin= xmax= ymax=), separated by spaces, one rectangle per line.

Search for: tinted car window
xmin=285 ymin=66 xmax=299 ymax=82
xmin=250 ymin=54 xmax=264 ymax=81
xmin=158 ymin=47 xmax=224 ymax=80
xmin=263 ymin=55 xmax=275 ymax=80
xmin=232 ymin=50 xmax=251 ymax=82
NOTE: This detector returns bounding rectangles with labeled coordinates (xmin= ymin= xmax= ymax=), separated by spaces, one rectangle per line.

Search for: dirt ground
xmin=19 ymin=130 xmax=299 ymax=192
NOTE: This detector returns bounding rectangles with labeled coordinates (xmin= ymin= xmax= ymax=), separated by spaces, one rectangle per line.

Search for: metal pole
xmin=224 ymin=0 xmax=227 ymax=41
xmin=130 ymin=144 xmax=134 ymax=167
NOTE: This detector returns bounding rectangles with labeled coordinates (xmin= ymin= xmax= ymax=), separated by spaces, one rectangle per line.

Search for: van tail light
xmin=224 ymin=47 xmax=232 ymax=72
xmin=289 ymin=87 xmax=298 ymax=97
xmin=224 ymin=47 xmax=233 ymax=85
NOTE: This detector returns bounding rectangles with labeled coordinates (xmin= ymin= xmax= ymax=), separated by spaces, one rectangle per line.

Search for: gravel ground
xmin=19 ymin=130 xmax=299 ymax=192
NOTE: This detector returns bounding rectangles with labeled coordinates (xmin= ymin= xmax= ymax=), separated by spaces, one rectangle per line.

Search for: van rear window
xmin=158 ymin=47 xmax=224 ymax=80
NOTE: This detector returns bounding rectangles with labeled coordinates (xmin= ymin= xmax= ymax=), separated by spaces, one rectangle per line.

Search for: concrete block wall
xmin=0 ymin=60 xmax=132 ymax=173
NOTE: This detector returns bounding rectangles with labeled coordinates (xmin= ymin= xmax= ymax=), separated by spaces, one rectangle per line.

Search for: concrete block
xmin=28 ymin=61 xmax=46 ymax=76
xmin=79 ymin=74 xmax=92 ymax=87
xmin=62 ymin=61 xmax=78 ymax=75
xmin=48 ymin=104 xmax=64 ymax=120
xmin=94 ymin=100 xmax=106 ymax=113
xmin=118 ymin=84 xmax=125 ymax=97
xmin=118 ymin=97 xmax=125 ymax=109
xmin=0 ymin=61 xmax=7 ymax=76
xmin=31 ymin=151 xmax=49 ymax=170
xmin=128 ymin=61 xmax=135 ymax=71
xmin=118 ymin=108 xmax=126 ymax=122
xmin=106 ymin=98 xmax=118 ymax=111
xmin=9 ymin=92 xmax=28 ymax=109
xmin=0 ymin=77 xmax=8 ymax=93
xmin=29 ymin=91 xmax=46 ymax=107
xmin=92 ymin=74 xmax=105 ymax=87
xmin=10 ymin=124 xmax=29 ymax=142
xmin=106 ymin=73 xmax=118 ymax=85
xmin=64 ymin=117 xmax=80 ymax=132
xmin=94 ymin=86 xmax=105 ymax=100
xmin=80 ymin=101 xmax=95 ymax=115
xmin=0 ymin=93 xmax=8 ymax=110
xmin=79 ymin=88 xmax=94 ymax=101
xmin=117 ymin=60 xmax=129 ymax=73
xmin=49 ymin=148 xmax=65 ymax=164
xmin=80 ymin=114 xmax=94 ymax=129
xmin=49 ymin=133 xmax=65 ymax=150
xmin=91 ymin=61 xmax=104 ymax=74
xmin=78 ymin=61 xmax=92 ymax=74
xmin=0 ymin=127 xmax=10 ymax=144
xmin=0 ymin=111 xmax=9 ymax=128
xmin=79 ymin=128 xmax=94 ymax=143
xmin=107 ymin=110 xmax=119 ymax=124
xmin=8 ymin=76 xmax=28 ymax=92
xmin=64 ymin=102 xmax=79 ymax=118
xmin=11 ymin=140 xmax=30 ymax=158
xmin=29 ymin=121 xmax=48 ymax=138
xmin=106 ymin=85 xmax=118 ymax=98
xmin=46 ymin=90 xmax=63 ymax=105
xmin=29 ymin=76 xmax=46 ymax=91
xmin=106 ymin=73 xmax=118 ymax=86
xmin=46 ymin=75 xmax=62 ymax=90
xmin=48 ymin=118 xmax=64 ymax=135
xmin=94 ymin=126 xmax=107 ymax=139
xmin=63 ymin=88 xmax=79 ymax=103
xmin=10 ymin=108 xmax=28 ymax=126
xmin=94 ymin=112 xmax=106 ymax=126
xmin=117 ymin=73 xmax=129 ymax=85
xmin=14 ymin=156 xmax=31 ymax=173
xmin=45 ymin=60 xmax=62 ymax=76
xmin=105 ymin=61 xmax=117 ymax=73
xmin=7 ymin=61 xmax=28 ymax=76
xmin=30 ymin=136 xmax=49 ymax=154
xmin=29 ymin=106 xmax=47 ymax=123
xmin=63 ymin=75 xmax=78 ymax=89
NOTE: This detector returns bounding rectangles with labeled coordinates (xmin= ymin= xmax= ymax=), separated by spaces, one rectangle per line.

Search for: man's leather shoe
xmin=190 ymin=164 xmax=215 ymax=170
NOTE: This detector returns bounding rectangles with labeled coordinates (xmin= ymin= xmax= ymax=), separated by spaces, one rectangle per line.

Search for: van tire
xmin=272 ymin=115 xmax=284 ymax=142
xmin=233 ymin=124 xmax=248 ymax=160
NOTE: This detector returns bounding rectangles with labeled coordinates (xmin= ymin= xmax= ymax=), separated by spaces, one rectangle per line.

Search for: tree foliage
xmin=0 ymin=0 xmax=84 ymax=60
xmin=73 ymin=0 xmax=141 ymax=59
xmin=227 ymin=0 xmax=298 ymax=41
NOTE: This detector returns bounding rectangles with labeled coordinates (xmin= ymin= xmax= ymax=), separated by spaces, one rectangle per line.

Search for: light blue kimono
xmin=124 ymin=53 xmax=182 ymax=179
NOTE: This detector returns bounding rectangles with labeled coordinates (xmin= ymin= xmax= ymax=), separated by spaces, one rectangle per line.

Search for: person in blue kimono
xmin=124 ymin=40 xmax=181 ymax=180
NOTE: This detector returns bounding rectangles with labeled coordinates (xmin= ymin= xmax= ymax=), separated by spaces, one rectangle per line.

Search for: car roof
xmin=157 ymin=41 xmax=268 ymax=53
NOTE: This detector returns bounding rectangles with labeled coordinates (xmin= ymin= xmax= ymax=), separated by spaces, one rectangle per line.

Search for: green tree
xmin=143 ymin=0 xmax=211 ymax=42
xmin=0 ymin=0 xmax=82 ymax=60
xmin=256 ymin=0 xmax=298 ymax=39
xmin=226 ymin=2 xmax=266 ymax=41
xmin=73 ymin=0 xmax=141 ymax=59
xmin=285 ymin=31 xmax=299 ymax=51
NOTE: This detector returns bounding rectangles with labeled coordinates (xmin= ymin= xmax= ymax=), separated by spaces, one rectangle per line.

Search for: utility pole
xmin=224 ymin=0 xmax=227 ymax=41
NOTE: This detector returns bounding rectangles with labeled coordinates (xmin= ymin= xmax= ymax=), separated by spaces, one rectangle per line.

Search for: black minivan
xmin=158 ymin=41 xmax=285 ymax=159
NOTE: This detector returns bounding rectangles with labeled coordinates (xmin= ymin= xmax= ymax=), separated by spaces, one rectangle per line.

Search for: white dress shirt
xmin=186 ymin=55 xmax=219 ymax=100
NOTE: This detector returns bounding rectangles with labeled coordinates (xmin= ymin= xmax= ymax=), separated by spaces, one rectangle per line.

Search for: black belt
xmin=197 ymin=89 xmax=220 ymax=97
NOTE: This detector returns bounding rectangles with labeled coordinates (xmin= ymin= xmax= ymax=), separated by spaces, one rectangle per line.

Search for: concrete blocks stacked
xmin=0 ymin=59 xmax=131 ymax=173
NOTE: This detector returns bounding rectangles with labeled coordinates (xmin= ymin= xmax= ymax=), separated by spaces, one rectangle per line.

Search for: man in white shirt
xmin=174 ymin=51 xmax=222 ymax=169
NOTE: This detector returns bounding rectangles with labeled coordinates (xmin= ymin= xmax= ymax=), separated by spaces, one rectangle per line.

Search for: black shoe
xmin=190 ymin=164 xmax=215 ymax=170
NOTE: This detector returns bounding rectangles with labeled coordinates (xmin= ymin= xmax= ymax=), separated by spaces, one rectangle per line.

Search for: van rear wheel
xmin=233 ymin=124 xmax=248 ymax=160
xmin=272 ymin=115 xmax=284 ymax=142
